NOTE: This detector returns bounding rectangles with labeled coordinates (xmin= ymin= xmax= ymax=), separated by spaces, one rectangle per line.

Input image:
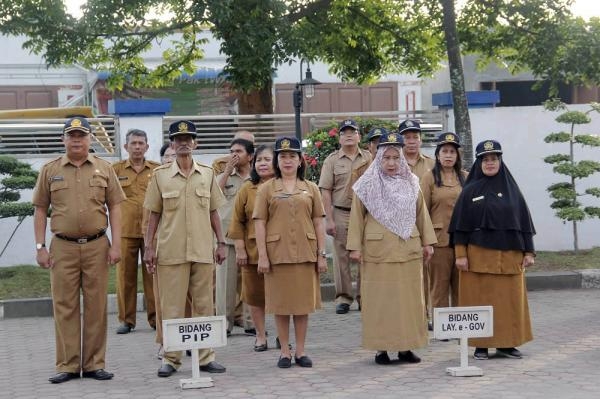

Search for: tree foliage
xmin=1 ymin=1 xmax=598 ymax=96
xmin=543 ymin=101 xmax=600 ymax=252
xmin=0 ymin=156 xmax=37 ymax=219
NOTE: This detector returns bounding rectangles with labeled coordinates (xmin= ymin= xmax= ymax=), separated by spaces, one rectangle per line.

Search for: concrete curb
xmin=2 ymin=269 xmax=599 ymax=320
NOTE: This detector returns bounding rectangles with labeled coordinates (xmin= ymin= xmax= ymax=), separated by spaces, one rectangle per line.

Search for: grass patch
xmin=1 ymin=249 xmax=598 ymax=300
xmin=0 ymin=264 xmax=143 ymax=300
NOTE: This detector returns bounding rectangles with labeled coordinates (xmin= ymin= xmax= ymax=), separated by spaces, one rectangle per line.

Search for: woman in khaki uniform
xmin=227 ymin=145 xmax=275 ymax=351
xmin=449 ymin=140 xmax=535 ymax=360
xmin=420 ymin=133 xmax=468 ymax=313
xmin=253 ymin=137 xmax=327 ymax=369
xmin=347 ymin=131 xmax=436 ymax=366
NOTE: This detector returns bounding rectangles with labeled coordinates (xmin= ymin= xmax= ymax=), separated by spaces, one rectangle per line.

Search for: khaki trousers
xmin=215 ymin=244 xmax=252 ymax=331
xmin=332 ymin=208 xmax=360 ymax=305
xmin=49 ymin=235 xmax=110 ymax=373
xmin=116 ymin=237 xmax=156 ymax=328
xmin=158 ymin=262 xmax=216 ymax=368
xmin=153 ymin=272 xmax=193 ymax=345
xmin=429 ymin=246 xmax=458 ymax=309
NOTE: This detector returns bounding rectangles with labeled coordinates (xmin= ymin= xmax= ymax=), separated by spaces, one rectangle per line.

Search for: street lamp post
xmin=293 ymin=59 xmax=321 ymax=142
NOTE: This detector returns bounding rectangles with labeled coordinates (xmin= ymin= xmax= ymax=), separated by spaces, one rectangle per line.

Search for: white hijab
xmin=352 ymin=145 xmax=419 ymax=240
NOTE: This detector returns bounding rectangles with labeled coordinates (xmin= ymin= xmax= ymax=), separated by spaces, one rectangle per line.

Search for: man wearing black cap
xmin=398 ymin=119 xmax=435 ymax=329
xmin=366 ymin=127 xmax=386 ymax=158
xmin=319 ymin=119 xmax=371 ymax=314
xmin=33 ymin=117 xmax=126 ymax=383
xmin=144 ymin=120 xmax=228 ymax=377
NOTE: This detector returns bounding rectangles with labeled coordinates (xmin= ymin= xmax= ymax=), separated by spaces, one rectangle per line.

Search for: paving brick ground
xmin=1 ymin=289 xmax=599 ymax=398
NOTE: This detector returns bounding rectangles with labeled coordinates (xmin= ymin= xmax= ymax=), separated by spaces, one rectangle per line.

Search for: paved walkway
xmin=1 ymin=289 xmax=599 ymax=398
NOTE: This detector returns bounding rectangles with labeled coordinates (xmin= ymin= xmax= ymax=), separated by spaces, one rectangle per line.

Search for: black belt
xmin=55 ymin=230 xmax=106 ymax=244
xmin=334 ymin=205 xmax=351 ymax=212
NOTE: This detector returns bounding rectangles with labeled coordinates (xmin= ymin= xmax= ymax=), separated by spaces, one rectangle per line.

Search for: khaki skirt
xmin=360 ymin=259 xmax=428 ymax=351
xmin=240 ymin=264 xmax=265 ymax=308
xmin=459 ymin=270 xmax=533 ymax=348
xmin=264 ymin=262 xmax=321 ymax=315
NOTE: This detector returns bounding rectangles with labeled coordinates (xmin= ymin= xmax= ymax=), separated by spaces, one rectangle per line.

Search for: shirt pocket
xmin=365 ymin=232 xmax=384 ymax=258
xmin=162 ymin=191 xmax=180 ymax=211
xmin=195 ymin=187 xmax=210 ymax=208
xmin=265 ymin=233 xmax=281 ymax=255
xmin=306 ymin=231 xmax=317 ymax=254
xmin=89 ymin=176 xmax=108 ymax=203
xmin=118 ymin=177 xmax=133 ymax=197
xmin=49 ymin=180 xmax=69 ymax=205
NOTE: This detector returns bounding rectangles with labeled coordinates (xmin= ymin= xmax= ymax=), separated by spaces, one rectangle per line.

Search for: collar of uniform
xmin=336 ymin=147 xmax=366 ymax=160
xmin=123 ymin=158 xmax=154 ymax=170
xmin=168 ymin=159 xmax=204 ymax=177
xmin=60 ymin=153 xmax=95 ymax=167
xmin=272 ymin=178 xmax=309 ymax=193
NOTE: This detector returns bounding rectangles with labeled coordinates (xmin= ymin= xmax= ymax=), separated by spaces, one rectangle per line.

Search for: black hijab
xmin=448 ymin=156 xmax=536 ymax=252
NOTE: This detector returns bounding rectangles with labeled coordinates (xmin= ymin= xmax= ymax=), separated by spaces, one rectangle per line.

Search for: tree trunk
xmin=237 ymin=81 xmax=273 ymax=114
xmin=440 ymin=0 xmax=474 ymax=167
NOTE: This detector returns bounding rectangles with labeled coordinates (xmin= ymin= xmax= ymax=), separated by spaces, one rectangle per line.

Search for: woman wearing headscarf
xmin=420 ymin=133 xmax=467 ymax=315
xmin=448 ymin=139 xmax=535 ymax=360
xmin=347 ymin=131 xmax=436 ymax=365
xmin=253 ymin=137 xmax=327 ymax=369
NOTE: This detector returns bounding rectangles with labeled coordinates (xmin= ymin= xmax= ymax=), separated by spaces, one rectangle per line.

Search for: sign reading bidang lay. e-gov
xmin=434 ymin=306 xmax=493 ymax=340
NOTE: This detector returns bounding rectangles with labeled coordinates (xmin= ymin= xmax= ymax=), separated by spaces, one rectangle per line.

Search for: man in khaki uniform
xmin=112 ymin=129 xmax=160 ymax=334
xmin=144 ymin=120 xmax=228 ymax=378
xmin=319 ymin=119 xmax=371 ymax=314
xmin=216 ymin=138 xmax=254 ymax=335
xmin=398 ymin=119 xmax=436 ymax=330
xmin=212 ymin=130 xmax=255 ymax=330
xmin=33 ymin=117 xmax=125 ymax=384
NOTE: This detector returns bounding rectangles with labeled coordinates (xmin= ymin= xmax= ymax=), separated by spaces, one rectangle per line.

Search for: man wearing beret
xmin=319 ymin=119 xmax=371 ymax=314
xmin=144 ymin=120 xmax=228 ymax=377
xmin=398 ymin=119 xmax=435 ymax=330
xmin=33 ymin=117 xmax=126 ymax=383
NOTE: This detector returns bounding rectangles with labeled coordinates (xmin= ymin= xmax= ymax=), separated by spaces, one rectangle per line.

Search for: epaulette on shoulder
xmin=153 ymin=163 xmax=171 ymax=171
xmin=147 ymin=160 xmax=161 ymax=167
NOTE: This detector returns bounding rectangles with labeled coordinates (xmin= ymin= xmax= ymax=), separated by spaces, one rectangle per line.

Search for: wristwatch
xmin=36 ymin=243 xmax=46 ymax=250
xmin=318 ymin=250 xmax=327 ymax=258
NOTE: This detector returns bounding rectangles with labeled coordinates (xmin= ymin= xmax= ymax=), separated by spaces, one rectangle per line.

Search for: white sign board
xmin=163 ymin=315 xmax=227 ymax=352
xmin=433 ymin=306 xmax=493 ymax=340
xmin=433 ymin=306 xmax=493 ymax=377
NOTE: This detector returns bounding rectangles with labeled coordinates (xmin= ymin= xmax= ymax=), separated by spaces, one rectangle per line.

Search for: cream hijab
xmin=352 ymin=145 xmax=419 ymax=240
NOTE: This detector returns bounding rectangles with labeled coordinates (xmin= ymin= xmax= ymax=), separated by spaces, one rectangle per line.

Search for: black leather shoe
xmin=186 ymin=349 xmax=192 ymax=357
xmin=473 ymin=348 xmax=489 ymax=360
xmin=244 ymin=328 xmax=257 ymax=336
xmin=398 ymin=350 xmax=421 ymax=363
xmin=157 ymin=364 xmax=176 ymax=377
xmin=199 ymin=361 xmax=226 ymax=373
xmin=375 ymin=351 xmax=391 ymax=365
xmin=277 ymin=356 xmax=292 ymax=368
xmin=82 ymin=369 xmax=114 ymax=380
xmin=336 ymin=303 xmax=350 ymax=314
xmin=254 ymin=340 xmax=268 ymax=352
xmin=116 ymin=323 xmax=133 ymax=334
xmin=427 ymin=321 xmax=433 ymax=331
xmin=294 ymin=355 xmax=313 ymax=368
xmin=496 ymin=347 xmax=522 ymax=359
xmin=48 ymin=372 xmax=80 ymax=384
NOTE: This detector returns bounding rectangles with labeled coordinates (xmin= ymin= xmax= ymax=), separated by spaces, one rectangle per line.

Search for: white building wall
xmin=448 ymin=105 xmax=600 ymax=251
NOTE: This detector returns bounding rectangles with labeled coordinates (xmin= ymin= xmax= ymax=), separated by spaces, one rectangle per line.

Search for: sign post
xmin=433 ymin=306 xmax=493 ymax=377
xmin=162 ymin=315 xmax=227 ymax=389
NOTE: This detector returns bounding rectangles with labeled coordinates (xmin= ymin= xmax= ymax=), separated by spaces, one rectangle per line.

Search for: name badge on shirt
xmin=50 ymin=176 xmax=64 ymax=181
xmin=118 ymin=176 xmax=129 ymax=181
xmin=472 ymin=195 xmax=484 ymax=202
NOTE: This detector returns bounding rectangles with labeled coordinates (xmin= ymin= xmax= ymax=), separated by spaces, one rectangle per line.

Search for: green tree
xmin=0 ymin=156 xmax=38 ymax=257
xmin=543 ymin=100 xmax=600 ymax=253
xmin=2 ymin=1 xmax=599 ymax=148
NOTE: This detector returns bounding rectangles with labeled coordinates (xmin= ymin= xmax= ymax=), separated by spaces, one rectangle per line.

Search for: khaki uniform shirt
xmin=32 ymin=154 xmax=125 ymax=237
xmin=408 ymin=153 xmax=435 ymax=180
xmin=211 ymin=156 xmax=229 ymax=176
xmin=112 ymin=159 xmax=160 ymax=238
xmin=252 ymin=178 xmax=325 ymax=265
xmin=144 ymin=160 xmax=226 ymax=265
xmin=227 ymin=180 xmax=260 ymax=264
xmin=347 ymin=191 xmax=437 ymax=263
xmin=420 ymin=170 xmax=468 ymax=247
xmin=319 ymin=148 xmax=371 ymax=209
xmin=217 ymin=170 xmax=247 ymax=245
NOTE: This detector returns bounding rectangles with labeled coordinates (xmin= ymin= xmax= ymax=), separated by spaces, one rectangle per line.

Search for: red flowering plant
xmin=303 ymin=118 xmax=397 ymax=183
